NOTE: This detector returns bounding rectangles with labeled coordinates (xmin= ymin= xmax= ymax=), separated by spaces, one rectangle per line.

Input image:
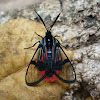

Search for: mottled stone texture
xmin=0 ymin=0 xmax=100 ymax=99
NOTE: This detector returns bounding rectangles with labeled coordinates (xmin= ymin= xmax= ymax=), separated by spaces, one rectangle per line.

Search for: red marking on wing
xmin=39 ymin=46 xmax=59 ymax=82
xmin=52 ymin=46 xmax=54 ymax=59
xmin=45 ymin=46 xmax=48 ymax=59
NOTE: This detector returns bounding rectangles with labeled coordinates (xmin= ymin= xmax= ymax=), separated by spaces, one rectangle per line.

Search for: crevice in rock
xmin=64 ymin=32 xmax=100 ymax=50
xmin=72 ymin=74 xmax=95 ymax=100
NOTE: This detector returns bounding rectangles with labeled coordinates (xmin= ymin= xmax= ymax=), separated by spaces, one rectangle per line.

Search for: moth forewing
xmin=54 ymin=46 xmax=76 ymax=83
xmin=25 ymin=47 xmax=46 ymax=85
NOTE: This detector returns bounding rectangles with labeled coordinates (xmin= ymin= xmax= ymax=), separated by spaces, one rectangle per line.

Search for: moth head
xmin=46 ymin=30 xmax=51 ymax=35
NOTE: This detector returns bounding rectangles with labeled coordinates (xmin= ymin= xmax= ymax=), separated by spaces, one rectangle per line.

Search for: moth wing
xmin=54 ymin=46 xmax=76 ymax=83
xmin=25 ymin=47 xmax=47 ymax=86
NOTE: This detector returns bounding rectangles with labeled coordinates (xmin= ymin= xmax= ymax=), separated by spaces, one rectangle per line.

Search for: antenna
xmin=49 ymin=11 xmax=62 ymax=31
xmin=34 ymin=9 xmax=47 ymax=31
xmin=34 ymin=0 xmax=63 ymax=32
xmin=59 ymin=0 xmax=63 ymax=11
xmin=49 ymin=0 xmax=63 ymax=31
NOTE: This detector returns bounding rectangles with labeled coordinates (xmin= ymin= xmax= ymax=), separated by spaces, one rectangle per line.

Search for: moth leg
xmin=54 ymin=35 xmax=60 ymax=38
xmin=24 ymin=41 xmax=40 ymax=49
xmin=35 ymin=32 xmax=43 ymax=39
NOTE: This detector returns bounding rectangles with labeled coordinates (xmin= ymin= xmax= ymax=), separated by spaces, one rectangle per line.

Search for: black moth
xmin=25 ymin=9 xmax=76 ymax=86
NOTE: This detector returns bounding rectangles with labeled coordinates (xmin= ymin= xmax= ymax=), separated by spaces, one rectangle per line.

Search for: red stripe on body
xmin=39 ymin=46 xmax=59 ymax=82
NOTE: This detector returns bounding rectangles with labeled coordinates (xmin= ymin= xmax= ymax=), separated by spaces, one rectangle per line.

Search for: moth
xmin=25 ymin=9 xmax=76 ymax=86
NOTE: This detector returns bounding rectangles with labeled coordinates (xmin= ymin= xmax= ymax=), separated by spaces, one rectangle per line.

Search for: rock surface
xmin=0 ymin=0 xmax=100 ymax=99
